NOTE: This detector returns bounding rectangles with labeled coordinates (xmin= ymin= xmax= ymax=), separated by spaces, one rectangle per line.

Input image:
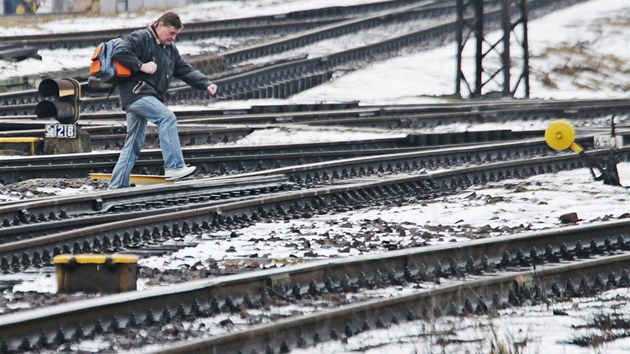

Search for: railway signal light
xmin=35 ymin=78 xmax=81 ymax=125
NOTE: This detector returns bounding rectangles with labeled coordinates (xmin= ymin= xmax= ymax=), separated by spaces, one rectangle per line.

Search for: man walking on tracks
xmin=108 ymin=12 xmax=218 ymax=189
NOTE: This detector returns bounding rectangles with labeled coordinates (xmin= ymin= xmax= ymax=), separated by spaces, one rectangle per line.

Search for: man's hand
xmin=140 ymin=62 xmax=157 ymax=74
xmin=207 ymin=84 xmax=218 ymax=95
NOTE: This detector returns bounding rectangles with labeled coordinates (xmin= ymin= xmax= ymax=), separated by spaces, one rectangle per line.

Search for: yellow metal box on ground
xmin=54 ymin=254 xmax=139 ymax=293
xmin=0 ymin=137 xmax=41 ymax=155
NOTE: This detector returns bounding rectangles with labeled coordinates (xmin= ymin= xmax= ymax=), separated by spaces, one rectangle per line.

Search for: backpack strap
xmin=145 ymin=28 xmax=157 ymax=60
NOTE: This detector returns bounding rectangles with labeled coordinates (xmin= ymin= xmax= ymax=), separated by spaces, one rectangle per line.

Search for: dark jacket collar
xmin=148 ymin=25 xmax=164 ymax=48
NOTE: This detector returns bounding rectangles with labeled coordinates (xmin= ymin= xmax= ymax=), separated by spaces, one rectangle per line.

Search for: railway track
xmin=148 ymin=252 xmax=630 ymax=354
xmin=0 ymin=0 xmax=453 ymax=98
xmin=0 ymin=128 xmax=624 ymax=352
xmin=0 ymin=139 xmax=627 ymax=276
xmin=0 ymin=0 xmax=429 ymax=50
xmin=4 ymin=96 xmax=629 ymax=128
xmin=0 ymin=0 xmax=625 ymax=352
xmin=0 ymin=0 xmax=589 ymax=115
xmin=0 ymin=109 xmax=624 ymax=351
xmin=0 ymin=127 xmax=547 ymax=184
xmin=2 ymin=215 xmax=629 ymax=352
xmin=0 ymin=97 xmax=626 ymax=185
xmin=0 ymin=134 xmax=615 ymax=243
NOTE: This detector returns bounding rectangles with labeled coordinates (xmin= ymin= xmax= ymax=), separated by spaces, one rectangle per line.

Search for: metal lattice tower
xmin=455 ymin=0 xmax=530 ymax=98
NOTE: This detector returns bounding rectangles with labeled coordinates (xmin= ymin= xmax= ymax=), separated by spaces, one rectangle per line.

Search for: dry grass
xmin=593 ymin=12 xmax=630 ymax=28
xmin=528 ymin=8 xmax=630 ymax=93
xmin=531 ymin=43 xmax=630 ymax=92
xmin=570 ymin=312 xmax=630 ymax=349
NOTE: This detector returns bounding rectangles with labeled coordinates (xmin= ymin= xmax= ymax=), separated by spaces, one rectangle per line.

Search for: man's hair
xmin=153 ymin=12 xmax=183 ymax=29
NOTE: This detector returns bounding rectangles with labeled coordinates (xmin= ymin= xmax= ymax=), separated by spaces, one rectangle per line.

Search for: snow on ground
xmin=9 ymin=161 xmax=630 ymax=352
xmin=1 ymin=0 xmax=390 ymax=35
xmin=138 ymin=163 xmax=630 ymax=270
xmin=0 ymin=0 xmax=390 ymax=78
xmin=10 ymin=161 xmax=628 ymax=353
xmin=286 ymin=0 xmax=630 ymax=104
xmin=290 ymin=287 xmax=630 ymax=354
xmin=2 ymin=0 xmax=630 ymax=353
xmin=1 ymin=0 xmax=628 ymax=106
xmin=228 ymin=125 xmax=408 ymax=145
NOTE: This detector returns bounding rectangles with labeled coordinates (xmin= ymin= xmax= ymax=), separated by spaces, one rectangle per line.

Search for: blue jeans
xmin=108 ymin=96 xmax=186 ymax=189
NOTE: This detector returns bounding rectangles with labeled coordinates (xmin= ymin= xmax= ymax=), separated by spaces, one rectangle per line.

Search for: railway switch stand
xmin=545 ymin=120 xmax=622 ymax=187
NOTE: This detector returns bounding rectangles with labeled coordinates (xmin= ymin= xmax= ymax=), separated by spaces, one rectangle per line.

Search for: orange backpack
xmin=89 ymin=37 xmax=132 ymax=85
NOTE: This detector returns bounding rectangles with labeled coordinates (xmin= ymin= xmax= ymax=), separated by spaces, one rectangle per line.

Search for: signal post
xmin=35 ymin=78 xmax=91 ymax=154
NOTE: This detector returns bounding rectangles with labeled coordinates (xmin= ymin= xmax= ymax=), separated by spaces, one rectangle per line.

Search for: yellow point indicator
xmin=569 ymin=142 xmax=583 ymax=154
xmin=545 ymin=120 xmax=583 ymax=153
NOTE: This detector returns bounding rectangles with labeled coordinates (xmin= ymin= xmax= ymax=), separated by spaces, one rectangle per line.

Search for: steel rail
xmin=5 ymin=92 xmax=624 ymax=126
xmin=1 ymin=218 xmax=629 ymax=351
xmin=1 ymin=98 xmax=625 ymax=162
xmin=0 ymin=0 xmax=432 ymax=49
xmin=0 ymin=134 xmax=621 ymax=248
xmin=148 ymin=252 xmax=630 ymax=354
xmin=0 ymin=173 xmax=288 ymax=225
xmin=0 ymin=175 xmax=296 ymax=245
xmin=0 ymin=134 xmax=413 ymax=165
xmin=3 ymin=97 xmax=629 ymax=126
xmin=0 ymin=125 xmax=255 ymax=152
xmin=0 ymin=138 xmax=426 ymax=184
xmin=0 ymin=145 xmax=627 ymax=263
xmin=173 ymin=101 xmax=630 ymax=127
xmin=0 ymin=128 xmax=550 ymax=184
xmin=214 ymin=1 xmax=451 ymax=66
xmin=0 ymin=0 xmax=447 ymax=105
xmin=1 ymin=21 xmax=341 ymax=50
xmin=299 ymin=104 xmax=630 ymax=129
xmin=0 ymin=134 xmax=592 ymax=237
xmin=149 ymin=0 xmax=585 ymax=104
xmin=0 ymin=0 xmax=577 ymax=114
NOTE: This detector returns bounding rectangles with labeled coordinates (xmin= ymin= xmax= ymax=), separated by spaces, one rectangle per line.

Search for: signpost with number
xmin=594 ymin=135 xmax=623 ymax=149
xmin=45 ymin=124 xmax=77 ymax=139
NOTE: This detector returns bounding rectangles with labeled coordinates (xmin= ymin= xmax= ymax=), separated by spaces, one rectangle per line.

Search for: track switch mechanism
xmin=545 ymin=119 xmax=622 ymax=186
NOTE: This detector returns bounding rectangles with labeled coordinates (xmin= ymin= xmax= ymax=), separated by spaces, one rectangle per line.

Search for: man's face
xmin=156 ymin=23 xmax=181 ymax=45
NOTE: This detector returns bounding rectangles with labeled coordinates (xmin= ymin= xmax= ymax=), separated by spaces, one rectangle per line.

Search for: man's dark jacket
xmin=112 ymin=26 xmax=211 ymax=110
